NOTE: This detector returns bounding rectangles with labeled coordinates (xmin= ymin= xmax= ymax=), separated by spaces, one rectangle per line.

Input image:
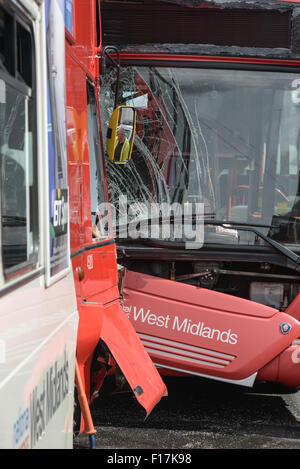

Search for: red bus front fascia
xmin=123 ymin=270 xmax=300 ymax=388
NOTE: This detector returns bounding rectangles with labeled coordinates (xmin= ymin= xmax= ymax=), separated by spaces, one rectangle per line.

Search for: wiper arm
xmin=115 ymin=213 xmax=274 ymax=236
xmin=205 ymin=220 xmax=300 ymax=271
xmin=116 ymin=215 xmax=300 ymax=270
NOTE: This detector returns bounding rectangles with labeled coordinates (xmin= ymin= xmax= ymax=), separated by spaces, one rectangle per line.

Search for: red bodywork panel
xmin=122 ymin=270 xmax=300 ymax=386
xmin=75 ymin=299 xmax=167 ymax=417
xmin=100 ymin=300 xmax=168 ymax=415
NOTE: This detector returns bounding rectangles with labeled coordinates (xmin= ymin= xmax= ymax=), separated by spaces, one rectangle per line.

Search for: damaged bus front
xmin=98 ymin=0 xmax=300 ymax=388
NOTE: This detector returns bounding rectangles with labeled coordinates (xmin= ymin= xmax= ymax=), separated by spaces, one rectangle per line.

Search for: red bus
xmin=97 ymin=0 xmax=300 ymax=390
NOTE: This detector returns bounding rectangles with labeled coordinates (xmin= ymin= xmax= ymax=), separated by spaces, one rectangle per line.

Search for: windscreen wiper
xmin=116 ymin=213 xmax=274 ymax=234
xmin=206 ymin=220 xmax=300 ymax=270
xmin=116 ymin=216 xmax=300 ymax=271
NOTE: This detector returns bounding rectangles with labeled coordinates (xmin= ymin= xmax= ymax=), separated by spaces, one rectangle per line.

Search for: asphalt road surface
xmin=73 ymin=375 xmax=300 ymax=450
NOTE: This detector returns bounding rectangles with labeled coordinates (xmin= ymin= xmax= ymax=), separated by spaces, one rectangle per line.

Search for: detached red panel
xmin=101 ymin=300 xmax=167 ymax=416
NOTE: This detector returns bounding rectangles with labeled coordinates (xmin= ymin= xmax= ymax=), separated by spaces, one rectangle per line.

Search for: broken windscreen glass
xmin=99 ymin=65 xmax=300 ymax=247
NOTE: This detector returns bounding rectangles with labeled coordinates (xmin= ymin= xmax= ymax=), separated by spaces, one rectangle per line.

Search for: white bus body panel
xmin=0 ymin=275 xmax=78 ymax=449
xmin=0 ymin=0 xmax=79 ymax=449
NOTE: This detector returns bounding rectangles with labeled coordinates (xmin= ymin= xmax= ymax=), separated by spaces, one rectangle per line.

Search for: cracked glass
xmin=99 ymin=65 xmax=300 ymax=246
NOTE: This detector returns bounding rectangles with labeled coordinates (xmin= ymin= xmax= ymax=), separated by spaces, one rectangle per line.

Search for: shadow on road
xmin=74 ymin=376 xmax=300 ymax=449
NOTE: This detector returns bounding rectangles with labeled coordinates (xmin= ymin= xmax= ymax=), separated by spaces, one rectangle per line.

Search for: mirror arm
xmin=100 ymin=46 xmax=120 ymax=110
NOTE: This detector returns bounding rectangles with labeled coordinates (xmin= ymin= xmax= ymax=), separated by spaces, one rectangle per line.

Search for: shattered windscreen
xmin=99 ymin=65 xmax=300 ymax=246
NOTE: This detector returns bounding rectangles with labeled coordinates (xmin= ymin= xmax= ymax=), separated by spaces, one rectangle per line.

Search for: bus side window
xmin=0 ymin=5 xmax=37 ymax=276
xmin=87 ymin=81 xmax=110 ymax=239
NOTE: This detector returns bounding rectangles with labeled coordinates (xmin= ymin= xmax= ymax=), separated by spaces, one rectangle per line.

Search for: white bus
xmin=0 ymin=0 xmax=78 ymax=449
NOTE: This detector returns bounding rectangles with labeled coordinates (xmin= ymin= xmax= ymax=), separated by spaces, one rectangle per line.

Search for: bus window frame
xmin=0 ymin=2 xmax=39 ymax=286
xmin=87 ymin=78 xmax=112 ymax=241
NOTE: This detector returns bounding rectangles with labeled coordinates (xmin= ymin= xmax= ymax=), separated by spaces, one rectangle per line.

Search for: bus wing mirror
xmin=106 ymin=105 xmax=136 ymax=165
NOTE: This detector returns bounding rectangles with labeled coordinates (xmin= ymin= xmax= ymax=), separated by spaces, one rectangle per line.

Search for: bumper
xmin=257 ymin=341 xmax=300 ymax=387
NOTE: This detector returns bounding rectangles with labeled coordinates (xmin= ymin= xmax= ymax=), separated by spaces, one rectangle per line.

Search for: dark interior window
xmin=0 ymin=7 xmax=14 ymax=75
xmin=17 ymin=22 xmax=32 ymax=87
xmin=0 ymin=3 xmax=37 ymax=275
